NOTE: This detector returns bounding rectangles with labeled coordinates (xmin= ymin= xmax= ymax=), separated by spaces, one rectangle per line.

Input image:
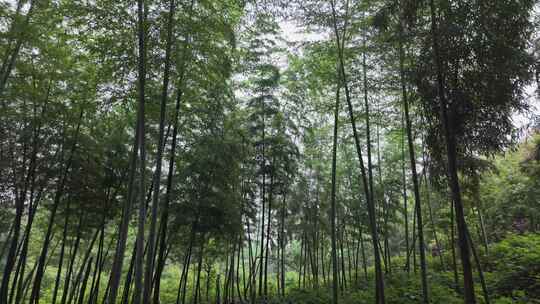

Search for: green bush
xmin=489 ymin=233 xmax=540 ymax=301
xmin=275 ymin=267 xmax=469 ymax=304
xmin=280 ymin=288 xmax=332 ymax=304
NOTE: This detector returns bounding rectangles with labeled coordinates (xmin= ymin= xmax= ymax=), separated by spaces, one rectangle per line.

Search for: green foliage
xmin=0 ymin=1 xmax=539 ymax=304
xmin=280 ymin=288 xmax=331 ymax=304
xmin=273 ymin=271 xmax=463 ymax=304
xmin=480 ymin=135 xmax=540 ymax=239
xmin=413 ymin=0 xmax=536 ymax=181
xmin=489 ymin=233 xmax=540 ymax=301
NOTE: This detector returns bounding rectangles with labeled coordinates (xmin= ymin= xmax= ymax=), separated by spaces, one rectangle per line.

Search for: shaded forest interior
xmin=1 ymin=0 xmax=540 ymax=304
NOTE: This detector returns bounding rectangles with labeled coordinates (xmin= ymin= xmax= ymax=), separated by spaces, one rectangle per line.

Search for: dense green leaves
xmin=0 ymin=0 xmax=539 ymax=303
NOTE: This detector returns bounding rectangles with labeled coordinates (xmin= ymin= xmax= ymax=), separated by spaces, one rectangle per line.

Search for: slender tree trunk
xmin=398 ymin=25 xmax=429 ymax=302
xmin=21 ymin=238 xmax=60 ymax=303
xmin=11 ymin=194 xmax=42 ymax=304
xmin=302 ymin=233 xmax=307 ymax=288
xmin=223 ymin=246 xmax=230 ymax=303
xmin=466 ymin=225 xmax=490 ymax=304
xmin=241 ymin=232 xmax=247 ymax=299
xmin=0 ymin=0 xmax=23 ymax=80
xmin=313 ymin=230 xmax=320 ymax=287
xmin=20 ymin=259 xmax=38 ymax=303
xmin=263 ymin=173 xmax=273 ymax=296
xmin=60 ymin=214 xmax=84 ymax=304
xmin=426 ymin=179 xmax=444 ymax=268
xmin=353 ymin=233 xmax=359 ymax=285
xmin=29 ymin=109 xmax=84 ymax=304
xmin=412 ymin=203 xmax=417 ymax=272
xmin=106 ymin=108 xmax=141 ymax=304
xmin=103 ymin=29 xmax=163 ymax=299
xmin=76 ymin=256 xmax=93 ymax=304
xmin=330 ymin=2 xmax=384 ymax=302
xmin=152 ymin=0 xmax=195 ymax=298
xmin=449 ymin=199 xmax=460 ymax=291
xmin=420 ymin=145 xmax=445 ymax=269
xmin=258 ymin=129 xmax=266 ymax=299
xmin=375 ymin=113 xmax=390 ymax=274
xmin=216 ymin=275 xmax=221 ymax=304
xmin=88 ymin=221 xmax=105 ymax=304
xmin=236 ymin=235 xmax=243 ymax=303
xmin=121 ymin=244 xmax=137 ymax=304
xmin=245 ymin=219 xmax=254 ymax=301
xmin=95 ymin=231 xmax=114 ymax=304
xmin=116 ymin=169 xmax=161 ymax=302
xmin=339 ymin=225 xmax=347 ymax=292
xmin=298 ymin=234 xmax=303 ymax=289
xmin=401 ymin=111 xmax=410 ymax=273
xmin=133 ymin=1 xmax=148 ymax=303
xmin=280 ymin=192 xmax=286 ymax=297
xmin=193 ymin=235 xmax=205 ymax=304
xmin=229 ymin=243 xmax=236 ymax=303
xmin=321 ymin=236 xmax=327 ymax=286
xmin=307 ymin=237 xmax=314 ymax=288
xmin=51 ymin=199 xmax=70 ymax=304
xmin=0 ymin=224 xmax=14 ymax=262
xmin=0 ymin=0 xmax=35 ymax=102
xmin=204 ymin=267 xmax=211 ymax=303
xmin=11 ymin=143 xmax=47 ymax=304
xmin=176 ymin=224 xmax=196 ymax=304
xmin=246 ymin=219 xmax=255 ymax=303
xmin=383 ymin=209 xmax=391 ymax=273
xmin=361 ymin=31 xmax=379 ymax=278
xmin=177 ymin=253 xmax=192 ymax=304
xmin=472 ymin=175 xmax=489 ymax=255
xmin=330 ymin=84 xmax=340 ymax=304
xmin=2 ymin=93 xmax=50 ymax=304
xmin=477 ymin=206 xmax=488 ymax=254
xmin=429 ymin=1 xmax=476 ymax=302
xmin=143 ymin=1 xmax=177 ymax=303
xmin=60 ymin=213 xmax=83 ymax=304
xmin=66 ymin=229 xmax=99 ymax=304
xmin=358 ymin=225 xmax=368 ymax=281
xmin=346 ymin=230 xmax=352 ymax=285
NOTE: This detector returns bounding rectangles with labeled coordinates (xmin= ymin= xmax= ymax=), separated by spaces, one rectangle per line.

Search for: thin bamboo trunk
xmin=29 ymin=109 xmax=84 ymax=304
xmin=60 ymin=214 xmax=84 ymax=304
xmin=339 ymin=225 xmax=347 ymax=292
xmin=0 ymin=0 xmax=36 ymax=101
xmin=449 ymin=199 xmax=460 ymax=291
xmin=76 ymin=257 xmax=93 ymax=304
xmin=143 ymin=1 xmax=176 ymax=302
xmin=87 ymin=222 xmax=105 ymax=304
xmin=401 ymin=111 xmax=410 ymax=273
xmin=329 ymin=2 xmax=385 ymax=302
xmin=263 ymin=173 xmax=273 ymax=296
xmin=429 ymin=1 xmax=476 ymax=301
xmin=280 ymin=192 xmax=286 ymax=297
xmin=51 ymin=200 xmax=70 ymax=304
xmin=330 ymin=83 xmax=340 ymax=304
xmin=66 ymin=229 xmax=99 ymax=304
xmin=193 ymin=236 xmax=205 ymax=304
xmin=398 ymin=22 xmax=429 ymax=301
xmin=465 ymin=225 xmax=490 ymax=304
xmin=133 ymin=0 xmax=148 ymax=302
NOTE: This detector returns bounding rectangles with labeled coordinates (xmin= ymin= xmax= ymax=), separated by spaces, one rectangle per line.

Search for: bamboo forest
xmin=1 ymin=0 xmax=540 ymax=303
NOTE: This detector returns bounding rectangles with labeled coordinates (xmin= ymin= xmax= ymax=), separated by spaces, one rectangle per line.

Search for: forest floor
xmin=224 ymin=233 xmax=540 ymax=304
